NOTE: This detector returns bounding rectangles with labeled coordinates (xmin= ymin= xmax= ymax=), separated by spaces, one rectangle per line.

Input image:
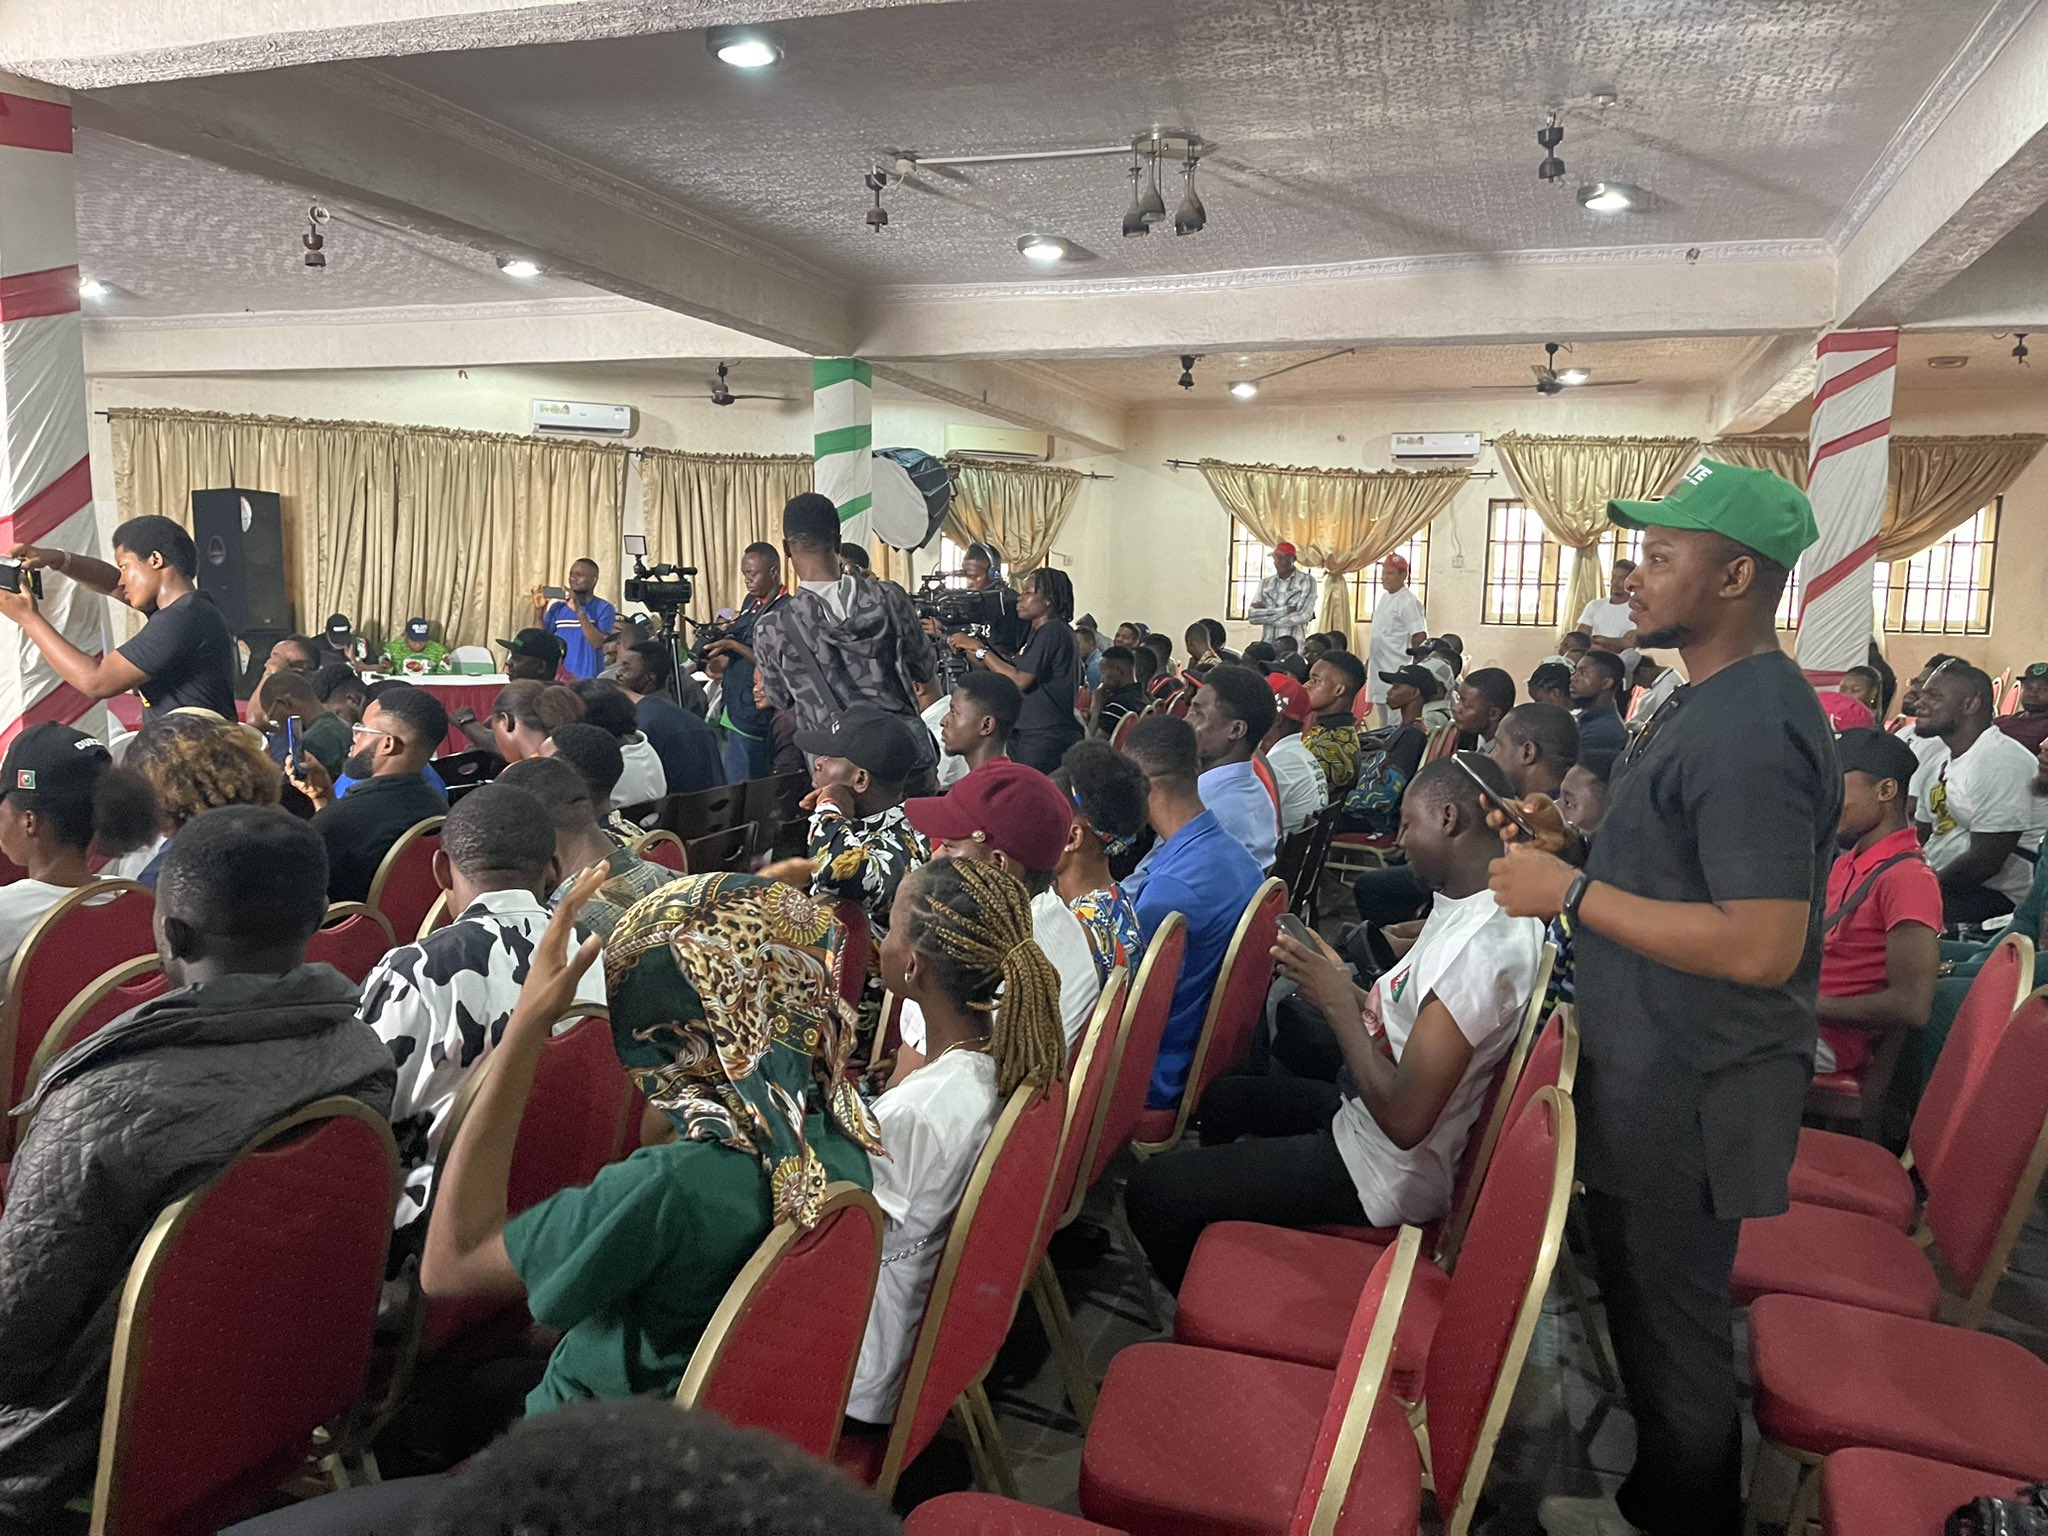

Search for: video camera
xmin=621 ymin=535 xmax=696 ymax=624
xmin=688 ymin=620 xmax=729 ymax=669
xmin=914 ymin=571 xmax=1020 ymax=635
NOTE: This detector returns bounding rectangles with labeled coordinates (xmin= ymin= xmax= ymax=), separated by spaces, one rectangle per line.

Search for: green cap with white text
xmin=1608 ymin=459 xmax=1818 ymax=571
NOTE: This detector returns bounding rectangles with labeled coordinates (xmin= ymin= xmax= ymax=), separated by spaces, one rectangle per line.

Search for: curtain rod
xmin=627 ymin=445 xmax=1114 ymax=479
xmin=1164 ymin=457 xmax=1496 ymax=478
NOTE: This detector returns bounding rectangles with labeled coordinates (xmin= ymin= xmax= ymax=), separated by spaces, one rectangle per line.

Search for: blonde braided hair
xmin=900 ymin=857 xmax=1067 ymax=1098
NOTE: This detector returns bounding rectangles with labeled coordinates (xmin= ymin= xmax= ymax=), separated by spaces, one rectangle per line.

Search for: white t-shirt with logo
xmin=897 ymin=888 xmax=1102 ymax=1055
xmin=1330 ymin=886 xmax=1544 ymax=1226
xmin=1919 ymin=729 xmax=2048 ymax=902
xmin=1367 ymin=585 xmax=1426 ymax=704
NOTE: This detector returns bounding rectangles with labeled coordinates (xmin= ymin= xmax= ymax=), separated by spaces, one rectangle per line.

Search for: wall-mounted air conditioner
xmin=944 ymin=424 xmax=1052 ymax=462
xmin=1391 ymin=431 xmax=1483 ymax=461
xmin=531 ymin=399 xmax=637 ymax=437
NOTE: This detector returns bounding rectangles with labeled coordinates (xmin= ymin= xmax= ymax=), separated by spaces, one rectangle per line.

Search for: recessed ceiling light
xmin=1577 ymin=181 xmax=1638 ymax=214
xmin=1928 ymin=355 xmax=1969 ymax=370
xmin=707 ymin=26 xmax=781 ymax=68
xmin=496 ymin=256 xmax=542 ymax=278
xmin=78 ymin=277 xmax=108 ymax=300
xmin=1016 ymin=234 xmax=1070 ymax=264
xmin=1229 ymin=380 xmax=1259 ymax=400
xmin=1557 ymin=367 xmax=1590 ymax=385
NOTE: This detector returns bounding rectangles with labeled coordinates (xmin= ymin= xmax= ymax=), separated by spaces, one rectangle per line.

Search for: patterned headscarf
xmin=604 ymin=873 xmax=884 ymax=1227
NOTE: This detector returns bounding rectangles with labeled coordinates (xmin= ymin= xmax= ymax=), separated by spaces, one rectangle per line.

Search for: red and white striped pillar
xmin=1795 ymin=328 xmax=1898 ymax=684
xmin=0 ymin=81 xmax=107 ymax=746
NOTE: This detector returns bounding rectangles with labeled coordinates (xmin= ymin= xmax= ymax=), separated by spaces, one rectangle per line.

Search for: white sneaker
xmin=1537 ymin=1495 xmax=1647 ymax=1536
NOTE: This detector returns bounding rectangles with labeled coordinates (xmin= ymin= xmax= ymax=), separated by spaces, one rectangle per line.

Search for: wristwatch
xmin=1562 ymin=870 xmax=1593 ymax=928
xmin=974 ymin=647 xmax=987 ymax=661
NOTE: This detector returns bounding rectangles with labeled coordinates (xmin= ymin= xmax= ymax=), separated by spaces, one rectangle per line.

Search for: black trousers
xmin=1011 ymin=726 xmax=1083 ymax=776
xmin=1123 ymin=1076 xmax=1363 ymax=1291
xmin=1942 ymin=883 xmax=2014 ymax=930
xmin=1351 ymin=863 xmax=1428 ymax=929
xmin=1582 ymin=1189 xmax=1744 ymax=1536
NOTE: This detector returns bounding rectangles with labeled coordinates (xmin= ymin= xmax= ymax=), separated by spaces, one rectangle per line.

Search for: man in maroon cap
xmin=1366 ymin=552 xmax=1427 ymax=725
xmin=888 ymin=761 xmax=1103 ymax=1082
xmin=1264 ymin=671 xmax=1330 ymax=837
xmin=1245 ymin=540 xmax=1319 ymax=647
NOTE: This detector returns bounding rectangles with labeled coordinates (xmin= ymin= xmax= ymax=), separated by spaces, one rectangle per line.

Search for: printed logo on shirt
xmin=1387 ymin=963 xmax=1412 ymax=1003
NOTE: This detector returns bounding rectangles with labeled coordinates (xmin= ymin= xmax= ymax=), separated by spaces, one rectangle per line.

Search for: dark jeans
xmin=1942 ymin=883 xmax=2015 ymax=930
xmin=1583 ymin=1189 xmax=1745 ymax=1536
xmin=721 ymin=725 xmax=772 ymax=784
xmin=1123 ymin=1076 xmax=1363 ymax=1291
xmin=1011 ymin=726 xmax=1084 ymax=776
xmin=1351 ymin=863 xmax=1428 ymax=929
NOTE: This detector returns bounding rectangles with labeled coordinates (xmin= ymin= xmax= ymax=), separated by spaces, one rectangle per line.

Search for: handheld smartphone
xmin=542 ymin=584 xmax=567 ymax=600
xmin=1275 ymin=912 xmax=1316 ymax=949
xmin=283 ymin=715 xmax=300 ymax=764
xmin=1454 ymin=751 xmax=1540 ymax=839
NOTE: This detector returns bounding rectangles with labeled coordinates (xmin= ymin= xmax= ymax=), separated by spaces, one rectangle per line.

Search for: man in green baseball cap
xmin=1608 ymin=458 xmax=1819 ymax=573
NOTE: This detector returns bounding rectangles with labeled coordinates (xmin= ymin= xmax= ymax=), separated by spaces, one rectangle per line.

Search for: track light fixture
xmin=864 ymin=169 xmax=890 ymax=233
xmin=1177 ymin=354 xmax=1198 ymax=391
xmin=302 ymin=204 xmax=329 ymax=269
xmin=1122 ymin=162 xmax=1150 ymax=238
xmin=1536 ymin=114 xmax=1566 ymax=184
xmin=880 ymin=126 xmax=1213 ymax=242
xmin=1173 ymin=154 xmax=1206 ymax=236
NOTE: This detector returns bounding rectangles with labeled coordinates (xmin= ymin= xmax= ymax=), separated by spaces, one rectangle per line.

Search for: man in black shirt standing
xmin=288 ymin=682 xmax=450 ymax=902
xmin=4 ymin=516 xmax=237 ymax=723
xmin=1487 ymin=462 xmax=1837 ymax=1536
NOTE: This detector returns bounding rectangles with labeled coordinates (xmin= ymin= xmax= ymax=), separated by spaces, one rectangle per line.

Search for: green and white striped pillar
xmin=813 ymin=357 xmax=873 ymax=547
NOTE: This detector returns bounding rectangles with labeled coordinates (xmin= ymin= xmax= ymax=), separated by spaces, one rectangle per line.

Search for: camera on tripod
xmin=914 ymin=571 xmax=1016 ymax=633
xmin=621 ymin=535 xmax=696 ymax=620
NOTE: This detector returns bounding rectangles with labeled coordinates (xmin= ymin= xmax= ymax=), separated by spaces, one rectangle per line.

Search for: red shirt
xmin=1818 ymin=825 xmax=1943 ymax=1073
xmin=1997 ymin=710 xmax=2048 ymax=755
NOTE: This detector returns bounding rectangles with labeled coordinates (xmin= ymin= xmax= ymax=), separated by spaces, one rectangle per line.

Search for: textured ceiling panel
xmin=376 ymin=0 xmax=2004 ymax=287
xmin=72 ymin=128 xmax=599 ymax=315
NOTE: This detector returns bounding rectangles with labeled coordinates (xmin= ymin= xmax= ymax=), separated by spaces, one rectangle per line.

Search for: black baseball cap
xmin=497 ymin=628 xmax=566 ymax=665
xmin=1379 ymin=663 xmax=1444 ymax=701
xmin=405 ymin=616 xmax=431 ymax=642
xmin=325 ymin=613 xmax=351 ymax=642
xmin=1835 ymin=727 xmax=1920 ymax=789
xmin=2024 ymin=662 xmax=2047 ymax=681
xmin=793 ymin=705 xmax=921 ymax=781
xmin=0 ymin=723 xmax=110 ymax=800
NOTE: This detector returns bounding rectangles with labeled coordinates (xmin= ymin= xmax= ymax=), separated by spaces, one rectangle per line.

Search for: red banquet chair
xmin=1819 ymin=1447 xmax=2042 ymax=1536
xmin=632 ymin=829 xmax=687 ymax=874
xmin=89 ymin=1097 xmax=398 ymax=1536
xmin=1733 ymin=985 xmax=2048 ymax=1326
xmin=836 ymin=1080 xmax=1067 ymax=1501
xmin=834 ymin=902 xmax=872 ymax=1011
xmin=364 ymin=818 xmax=444 ymax=951
xmin=1075 ymin=1090 xmax=1575 ymax=1536
xmin=19 ymin=957 xmax=169 ymax=1113
xmin=1090 ymin=917 xmax=1184 ymax=1184
xmin=674 ymin=1182 xmax=885 ymax=1460
xmin=908 ymin=1227 xmax=1428 ymax=1536
xmin=1784 ymin=932 xmax=2033 ymax=1230
xmin=1131 ymin=877 xmax=1286 ymax=1156
xmin=306 ymin=903 xmax=397 ymax=986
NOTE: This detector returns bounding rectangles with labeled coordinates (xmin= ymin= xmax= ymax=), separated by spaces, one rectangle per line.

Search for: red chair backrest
xmin=875 ymin=1081 xmax=1065 ymax=1491
xmin=1181 ymin=878 xmax=1288 ymax=1117
xmin=92 ymin=1100 xmax=397 ymax=1536
xmin=1110 ymin=712 xmax=1140 ymax=749
xmin=638 ymin=832 xmax=687 ymax=873
xmin=1037 ymin=969 xmax=1131 ymax=1253
xmin=834 ymin=902 xmax=872 ymax=1011
xmin=1923 ymin=992 xmax=2048 ymax=1298
xmin=305 ymin=904 xmax=396 ymax=986
xmin=1912 ymin=934 xmax=2032 ymax=1181
xmin=1286 ymin=1229 xmax=1425 ymax=1536
xmin=366 ymin=820 xmax=443 ymax=949
xmin=1 ymin=881 xmax=154 ymax=1112
xmin=1088 ymin=916 xmax=1186 ymax=1188
xmin=1424 ymin=1089 xmax=1575 ymax=1527
xmin=676 ymin=1184 xmax=884 ymax=1460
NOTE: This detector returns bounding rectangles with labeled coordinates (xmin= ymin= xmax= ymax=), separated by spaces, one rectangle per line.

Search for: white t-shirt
xmin=922 ymin=694 xmax=970 ymax=789
xmin=1330 ymin=886 xmax=1544 ymax=1226
xmin=611 ymin=733 xmax=668 ymax=809
xmin=1367 ymin=586 xmax=1426 ymax=704
xmin=1919 ymin=729 xmax=2048 ymax=902
xmin=1904 ymin=730 xmax=1950 ymax=815
xmin=847 ymin=1047 xmax=1002 ymax=1423
xmin=1576 ymin=597 xmax=1639 ymax=676
xmin=1265 ymin=735 xmax=1329 ymax=837
xmin=897 ymin=888 xmax=1103 ymax=1055
xmin=0 ymin=879 xmax=85 ymax=990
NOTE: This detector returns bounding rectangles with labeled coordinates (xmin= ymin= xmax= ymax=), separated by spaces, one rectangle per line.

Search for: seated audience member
xmin=1114 ymin=621 xmax=1147 ymax=651
xmin=1569 ymin=650 xmax=1629 ymax=754
xmin=896 ymin=761 xmax=1102 ymax=1065
xmin=1053 ymin=740 xmax=1149 ymax=981
xmin=597 ymin=613 xmax=649 ymax=681
xmin=420 ymin=872 xmax=882 ymax=1413
xmin=1131 ymin=640 xmax=1162 ymax=697
xmin=498 ymin=626 xmax=567 ymax=683
xmin=264 ymin=633 xmax=321 ymax=677
xmin=794 ymin=706 xmax=929 ymax=937
xmin=1091 ymin=645 xmax=1150 ymax=738
xmin=0 ymin=724 xmax=157 ymax=975
xmin=1452 ymin=667 xmax=1516 ymax=751
xmin=363 ymin=783 xmax=608 ymax=1228
xmin=1914 ymin=661 xmax=2048 ymax=926
xmin=1815 ymin=729 xmax=1942 ymax=1077
xmin=1337 ymin=664 xmax=1436 ymax=836
xmin=1999 ymin=660 xmax=2048 ymax=753
xmin=617 ymin=641 xmax=725 ymax=792
xmin=572 ymin=677 xmax=667 ymax=808
xmin=382 ymin=616 xmax=450 ymax=677
xmin=1819 ymin=686 xmax=1879 ymax=734
xmin=544 ymin=721 xmax=643 ymax=844
xmin=1893 ymin=655 xmax=1958 ymax=793
xmin=1273 ymin=633 xmax=1300 ymax=661
xmin=1142 ymin=632 xmax=1182 ymax=702
xmin=1865 ymin=645 xmax=1900 ymax=719
xmin=938 ymin=670 xmax=1021 ymax=782
xmin=0 ymin=806 xmax=393 ymax=1531
xmin=498 ymin=756 xmax=668 ymax=940
xmin=1839 ymin=664 xmax=1886 ymax=721
xmin=1489 ymin=701 xmax=1579 ymax=800
xmin=1203 ymin=617 xmax=1239 ymax=667
xmin=1557 ymin=629 xmax=1592 ymax=665
xmin=1301 ymin=650 xmax=1367 ymax=795
xmin=1626 ymin=650 xmax=1682 ymax=727
xmin=1413 ymin=637 xmax=1463 ymax=697
xmin=1077 ymin=620 xmax=1103 ymax=690
xmin=847 ymin=857 xmax=1066 ymax=1426
xmin=1182 ymin=620 xmax=1218 ymax=675
xmin=1558 ymin=749 xmax=1618 ymax=839
xmin=317 ymin=613 xmax=367 ymax=669
xmin=118 ymin=709 xmax=283 ymax=884
xmin=292 ymin=681 xmax=450 ymax=903
xmin=1122 ymin=716 xmax=1266 ymax=1107
xmin=1263 ymin=672 xmax=1330 ymax=838
xmin=1526 ymin=660 xmax=1575 ymax=710
xmin=1182 ymin=664 xmax=1280 ymax=873
xmin=1125 ymin=758 xmax=1543 ymax=1288
xmin=491 ymin=679 xmax=586 ymax=766
xmin=1240 ymin=640 xmax=1277 ymax=672
xmin=250 ymin=665 xmax=350 ymax=778
xmin=316 ymin=662 xmax=371 ymax=726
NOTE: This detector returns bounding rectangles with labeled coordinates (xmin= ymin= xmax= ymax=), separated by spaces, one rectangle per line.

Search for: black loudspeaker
xmin=190 ymin=488 xmax=291 ymax=633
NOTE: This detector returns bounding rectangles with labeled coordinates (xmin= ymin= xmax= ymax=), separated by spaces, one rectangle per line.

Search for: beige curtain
xmin=1197 ymin=457 xmax=1468 ymax=637
xmin=1879 ymin=435 xmax=2044 ymax=561
xmin=1492 ymin=433 xmax=1699 ymax=624
xmin=1705 ymin=434 xmax=1808 ymax=488
xmin=638 ymin=449 xmax=813 ymax=618
xmin=942 ymin=456 xmax=1085 ymax=576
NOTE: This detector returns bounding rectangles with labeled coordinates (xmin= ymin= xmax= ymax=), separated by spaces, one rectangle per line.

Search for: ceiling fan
xmin=1467 ymin=342 xmax=1640 ymax=393
xmin=655 ymin=363 xmax=799 ymax=407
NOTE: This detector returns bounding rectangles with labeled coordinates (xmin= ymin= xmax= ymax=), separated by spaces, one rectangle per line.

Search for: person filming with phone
xmin=532 ymin=558 xmax=616 ymax=681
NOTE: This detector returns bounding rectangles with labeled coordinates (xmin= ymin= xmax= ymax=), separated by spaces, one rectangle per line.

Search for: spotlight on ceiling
xmin=1229 ymin=380 xmax=1259 ymax=401
xmin=1177 ymin=354 xmax=1198 ymax=391
xmin=1172 ymin=156 xmax=1206 ymax=235
xmin=706 ymin=25 xmax=781 ymax=68
xmin=78 ymin=277 xmax=108 ymax=300
xmin=1122 ymin=163 xmax=1150 ymax=238
xmin=1557 ymin=367 xmax=1590 ymax=386
xmin=1536 ymin=115 xmax=1566 ymax=184
xmin=496 ymin=256 xmax=542 ymax=278
xmin=1017 ymin=234 xmax=1070 ymax=264
xmin=1577 ymin=181 xmax=1638 ymax=213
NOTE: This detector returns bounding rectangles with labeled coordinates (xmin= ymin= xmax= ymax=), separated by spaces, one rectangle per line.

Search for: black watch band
xmin=1562 ymin=871 xmax=1593 ymax=928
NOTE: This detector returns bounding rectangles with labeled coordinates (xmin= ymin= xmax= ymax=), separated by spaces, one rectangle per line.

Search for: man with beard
xmin=289 ymin=681 xmax=450 ymax=902
xmin=533 ymin=557 xmax=617 ymax=680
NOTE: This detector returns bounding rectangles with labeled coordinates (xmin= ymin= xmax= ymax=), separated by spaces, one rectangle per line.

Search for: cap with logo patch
xmin=2024 ymin=662 xmax=2047 ymax=681
xmin=405 ymin=617 xmax=431 ymax=642
xmin=0 ymin=722 xmax=111 ymax=801
xmin=1608 ymin=459 xmax=1818 ymax=571
xmin=1378 ymin=663 xmax=1444 ymax=701
xmin=1268 ymin=672 xmax=1312 ymax=725
xmin=496 ymin=628 xmax=567 ymax=666
xmin=325 ymin=613 xmax=352 ymax=643
xmin=792 ymin=705 xmax=922 ymax=782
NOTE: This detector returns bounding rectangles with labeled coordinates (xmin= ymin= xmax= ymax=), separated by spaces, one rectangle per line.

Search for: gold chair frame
xmin=364 ymin=815 xmax=445 ymax=935
xmin=18 ymin=955 xmax=165 ymax=1133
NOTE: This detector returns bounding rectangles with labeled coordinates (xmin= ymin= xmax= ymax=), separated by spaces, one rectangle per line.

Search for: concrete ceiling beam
xmin=873 ymin=359 xmax=1125 ymax=456
xmin=1712 ymin=332 xmax=1824 ymax=437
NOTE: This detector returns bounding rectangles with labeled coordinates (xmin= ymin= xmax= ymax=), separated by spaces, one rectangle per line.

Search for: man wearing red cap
xmin=1367 ymin=554 xmax=1428 ymax=726
xmin=1264 ymin=672 xmax=1330 ymax=837
xmin=1244 ymin=542 xmax=1319 ymax=647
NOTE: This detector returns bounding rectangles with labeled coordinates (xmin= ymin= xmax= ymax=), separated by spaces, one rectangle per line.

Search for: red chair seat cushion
xmin=835 ymin=1426 xmax=886 ymax=1486
xmin=1132 ymin=1108 xmax=1176 ymax=1145
xmin=904 ymin=1493 xmax=1124 ymax=1534
xmin=1750 ymin=1295 xmax=2048 ymax=1479
xmin=1808 ymin=1069 xmax=1862 ymax=1099
xmin=1079 ymin=1340 xmax=1419 ymax=1536
xmin=1731 ymin=1203 xmax=1939 ymax=1318
xmin=1820 ymin=1449 xmax=2034 ymax=1536
xmin=1786 ymin=1127 xmax=1916 ymax=1230
xmin=1172 ymin=1223 xmax=1449 ymax=1399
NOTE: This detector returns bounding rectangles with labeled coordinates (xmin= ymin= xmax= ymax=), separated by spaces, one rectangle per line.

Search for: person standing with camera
xmin=532 ymin=558 xmax=616 ymax=681
xmin=701 ymin=542 xmax=787 ymax=782
xmin=946 ymin=568 xmax=1083 ymax=775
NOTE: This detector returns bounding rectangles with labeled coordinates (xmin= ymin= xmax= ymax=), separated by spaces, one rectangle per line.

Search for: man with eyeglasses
xmin=287 ymin=681 xmax=450 ymax=902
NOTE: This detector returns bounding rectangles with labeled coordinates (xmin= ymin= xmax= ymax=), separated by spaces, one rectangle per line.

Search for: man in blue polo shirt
xmin=532 ymin=558 xmax=616 ymax=681
xmin=1122 ymin=714 xmax=1265 ymax=1108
